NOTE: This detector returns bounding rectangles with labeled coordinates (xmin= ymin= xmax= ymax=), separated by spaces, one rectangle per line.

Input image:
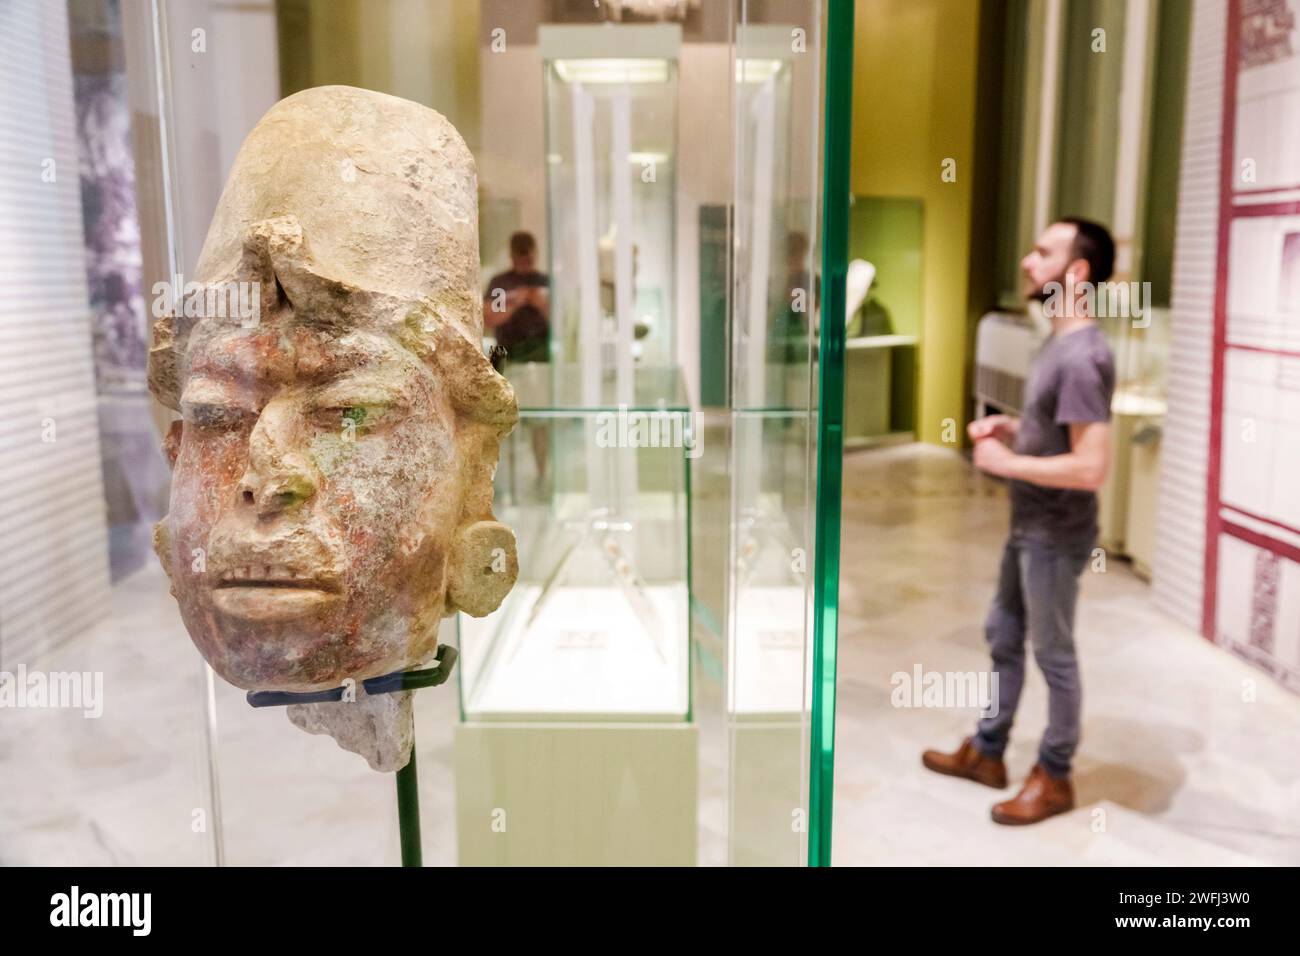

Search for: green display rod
xmin=395 ymin=743 xmax=422 ymax=867
xmin=247 ymin=645 xmax=459 ymax=867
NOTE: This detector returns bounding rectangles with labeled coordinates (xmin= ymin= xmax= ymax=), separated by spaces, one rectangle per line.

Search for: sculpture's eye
xmin=180 ymin=377 xmax=252 ymax=430
xmin=316 ymin=403 xmax=391 ymax=436
xmin=310 ymin=378 xmax=407 ymax=436
xmin=183 ymin=402 xmax=252 ymax=430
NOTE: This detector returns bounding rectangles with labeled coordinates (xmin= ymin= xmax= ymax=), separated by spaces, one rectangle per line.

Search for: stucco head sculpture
xmin=149 ymin=86 xmax=518 ymax=770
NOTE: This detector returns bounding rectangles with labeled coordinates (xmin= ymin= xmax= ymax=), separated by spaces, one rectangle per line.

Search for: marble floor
xmin=832 ymin=443 xmax=1300 ymax=866
xmin=2 ymin=442 xmax=1296 ymax=865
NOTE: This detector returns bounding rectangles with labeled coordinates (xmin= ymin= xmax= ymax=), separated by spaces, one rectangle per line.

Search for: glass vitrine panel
xmin=3 ymin=0 xmax=843 ymax=868
xmin=727 ymin=11 xmax=830 ymax=867
xmin=457 ymin=366 xmax=692 ymax=722
xmin=542 ymin=25 xmax=679 ymax=374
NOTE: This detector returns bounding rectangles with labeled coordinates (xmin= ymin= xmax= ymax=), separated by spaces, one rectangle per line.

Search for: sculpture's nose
xmin=237 ymin=398 xmax=319 ymax=519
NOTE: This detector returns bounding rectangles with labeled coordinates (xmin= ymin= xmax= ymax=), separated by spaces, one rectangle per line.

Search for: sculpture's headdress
xmin=148 ymin=85 xmax=515 ymax=439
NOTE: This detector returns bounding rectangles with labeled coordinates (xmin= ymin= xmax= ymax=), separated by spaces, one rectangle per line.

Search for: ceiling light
xmin=553 ymin=58 xmax=671 ymax=84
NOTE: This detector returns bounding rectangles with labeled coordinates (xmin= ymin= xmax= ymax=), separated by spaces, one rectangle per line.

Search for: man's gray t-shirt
xmin=1009 ymin=323 xmax=1115 ymax=548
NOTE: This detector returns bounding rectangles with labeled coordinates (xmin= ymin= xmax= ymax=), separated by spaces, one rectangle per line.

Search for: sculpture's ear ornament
xmin=445 ymin=521 xmax=519 ymax=618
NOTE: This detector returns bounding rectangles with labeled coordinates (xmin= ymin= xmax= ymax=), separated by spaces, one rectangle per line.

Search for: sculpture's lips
xmin=210 ymin=565 xmax=342 ymax=621
xmin=214 ymin=564 xmax=340 ymax=589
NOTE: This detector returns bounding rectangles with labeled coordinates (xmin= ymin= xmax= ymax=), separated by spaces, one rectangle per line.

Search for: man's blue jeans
xmin=973 ymin=534 xmax=1092 ymax=778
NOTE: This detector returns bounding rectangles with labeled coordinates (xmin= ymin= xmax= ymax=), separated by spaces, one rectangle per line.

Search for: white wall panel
xmin=1152 ymin=0 xmax=1224 ymax=631
xmin=0 ymin=0 xmax=111 ymax=665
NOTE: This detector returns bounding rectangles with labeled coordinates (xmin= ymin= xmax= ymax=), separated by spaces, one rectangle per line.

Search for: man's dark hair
xmin=509 ymin=231 xmax=536 ymax=258
xmin=1058 ymin=217 xmax=1115 ymax=284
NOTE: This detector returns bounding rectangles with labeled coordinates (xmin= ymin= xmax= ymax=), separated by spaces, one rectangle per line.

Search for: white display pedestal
xmin=1098 ymin=393 xmax=1167 ymax=566
xmin=454 ymin=722 xmax=697 ymax=865
xmin=730 ymin=723 xmax=803 ymax=866
xmin=460 ymin=584 xmax=689 ymax=721
xmin=728 ymin=585 xmax=809 ymax=866
xmin=454 ymin=581 xmax=694 ymax=864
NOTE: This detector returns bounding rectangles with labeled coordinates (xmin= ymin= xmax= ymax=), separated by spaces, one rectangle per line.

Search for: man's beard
xmin=1027 ymin=268 xmax=1069 ymax=304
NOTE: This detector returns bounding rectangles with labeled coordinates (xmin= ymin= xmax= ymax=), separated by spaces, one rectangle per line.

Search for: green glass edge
xmin=809 ymin=0 xmax=853 ymax=868
xmin=685 ymin=432 xmax=694 ymax=724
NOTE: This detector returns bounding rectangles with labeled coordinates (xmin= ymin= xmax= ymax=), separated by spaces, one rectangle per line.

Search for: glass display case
xmin=541 ymin=25 xmax=678 ymax=372
xmin=726 ymin=18 xmax=833 ymax=866
xmin=1103 ymin=310 xmax=1170 ymax=418
xmin=457 ymin=365 xmax=692 ymax=723
xmin=1097 ymin=309 xmax=1170 ymax=577
xmin=454 ymin=365 xmax=695 ymax=865
xmin=1 ymin=0 xmax=848 ymax=868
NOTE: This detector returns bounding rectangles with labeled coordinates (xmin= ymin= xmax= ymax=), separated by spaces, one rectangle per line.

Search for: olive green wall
xmin=276 ymin=0 xmax=481 ymax=152
xmin=851 ymin=0 xmax=982 ymax=445
xmin=1141 ymin=0 xmax=1191 ymax=308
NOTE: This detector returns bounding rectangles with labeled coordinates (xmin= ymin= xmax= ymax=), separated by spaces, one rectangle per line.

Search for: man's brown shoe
xmin=921 ymin=737 xmax=1008 ymax=789
xmin=991 ymin=764 xmax=1075 ymax=825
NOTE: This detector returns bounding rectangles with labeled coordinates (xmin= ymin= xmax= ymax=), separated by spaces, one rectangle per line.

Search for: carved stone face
xmin=150 ymin=87 xmax=518 ymax=702
xmin=171 ymin=318 xmax=463 ymax=689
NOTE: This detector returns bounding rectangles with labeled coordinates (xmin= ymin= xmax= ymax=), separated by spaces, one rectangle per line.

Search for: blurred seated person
xmin=483 ymin=230 xmax=550 ymax=368
xmin=483 ymin=230 xmax=550 ymax=485
xmin=770 ymin=230 xmax=818 ymax=365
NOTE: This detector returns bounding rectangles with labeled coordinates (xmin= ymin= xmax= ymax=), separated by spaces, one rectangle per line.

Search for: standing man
xmin=923 ymin=218 xmax=1117 ymax=825
xmin=484 ymin=230 xmax=550 ymax=367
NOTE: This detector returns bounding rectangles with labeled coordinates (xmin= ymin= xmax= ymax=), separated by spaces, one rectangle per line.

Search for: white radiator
xmin=973 ymin=311 xmax=1040 ymax=416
